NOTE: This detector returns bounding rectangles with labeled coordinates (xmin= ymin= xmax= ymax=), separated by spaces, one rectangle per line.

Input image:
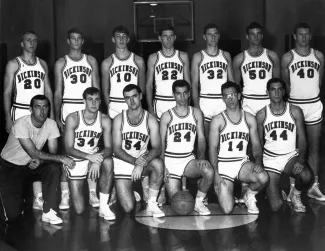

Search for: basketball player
xmin=112 ymin=84 xmax=165 ymax=217
xmin=0 ymin=95 xmax=74 ymax=223
xmin=191 ymin=23 xmax=235 ymax=135
xmin=54 ymin=28 xmax=100 ymax=210
xmin=64 ymin=87 xmax=115 ymax=220
xmin=209 ymin=81 xmax=269 ymax=214
xmin=233 ymin=22 xmax=280 ymax=203
xmin=256 ymin=78 xmax=313 ymax=212
xmin=281 ymin=23 xmax=325 ymax=201
xmin=160 ymin=80 xmax=214 ymax=215
xmin=3 ymin=31 xmax=55 ymax=211
xmin=146 ymin=25 xmax=190 ymax=119
xmin=102 ymin=25 xmax=146 ymax=119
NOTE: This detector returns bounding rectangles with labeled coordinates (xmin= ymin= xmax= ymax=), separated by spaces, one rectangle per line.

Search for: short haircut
xmin=294 ymin=22 xmax=311 ymax=34
xmin=221 ymin=81 xmax=242 ymax=95
xmin=112 ymin=25 xmax=130 ymax=37
xmin=30 ymin=95 xmax=50 ymax=107
xmin=159 ymin=24 xmax=175 ymax=36
xmin=172 ymin=80 xmax=190 ymax=93
xmin=21 ymin=31 xmax=37 ymax=42
xmin=203 ymin=23 xmax=219 ymax=34
xmin=266 ymin=78 xmax=286 ymax=91
xmin=246 ymin=22 xmax=263 ymax=34
xmin=123 ymin=84 xmax=142 ymax=96
xmin=67 ymin=27 xmax=83 ymax=39
xmin=82 ymin=87 xmax=100 ymax=99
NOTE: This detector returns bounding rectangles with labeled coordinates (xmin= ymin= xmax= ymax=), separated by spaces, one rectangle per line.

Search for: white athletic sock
xmin=100 ymin=192 xmax=109 ymax=209
xmin=314 ymin=175 xmax=319 ymax=184
xmin=33 ymin=181 xmax=42 ymax=197
xmin=246 ymin=188 xmax=258 ymax=197
xmin=61 ymin=182 xmax=69 ymax=195
xmin=148 ymin=188 xmax=159 ymax=202
xmin=292 ymin=187 xmax=301 ymax=195
xmin=88 ymin=179 xmax=97 ymax=192
xmin=196 ymin=190 xmax=206 ymax=200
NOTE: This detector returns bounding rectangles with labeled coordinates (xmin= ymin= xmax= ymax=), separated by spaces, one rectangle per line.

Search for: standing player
xmin=281 ymin=23 xmax=325 ymax=201
xmin=112 ymin=84 xmax=165 ymax=217
xmin=256 ymin=78 xmax=313 ymax=212
xmin=146 ymin=25 xmax=190 ymax=119
xmin=54 ymin=28 xmax=100 ymax=209
xmin=191 ymin=23 xmax=235 ymax=136
xmin=3 ymin=31 xmax=54 ymax=211
xmin=102 ymin=25 xmax=146 ymax=119
xmin=233 ymin=22 xmax=280 ymax=202
xmin=64 ymin=87 xmax=115 ymax=220
xmin=209 ymin=82 xmax=269 ymax=214
xmin=160 ymin=80 xmax=214 ymax=215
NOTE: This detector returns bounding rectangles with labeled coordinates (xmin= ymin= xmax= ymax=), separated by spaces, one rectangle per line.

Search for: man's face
xmin=67 ymin=33 xmax=84 ymax=50
xmin=246 ymin=28 xmax=263 ymax=46
xmin=159 ymin=30 xmax=176 ymax=49
xmin=222 ymin=87 xmax=240 ymax=109
xmin=173 ymin=86 xmax=190 ymax=106
xmin=112 ymin=32 xmax=129 ymax=49
xmin=124 ymin=89 xmax=142 ymax=110
xmin=21 ymin=33 xmax=38 ymax=53
xmin=267 ymin=82 xmax=285 ymax=103
xmin=203 ymin=28 xmax=220 ymax=47
xmin=294 ymin=28 xmax=311 ymax=47
xmin=84 ymin=93 xmax=101 ymax=113
xmin=30 ymin=99 xmax=49 ymax=123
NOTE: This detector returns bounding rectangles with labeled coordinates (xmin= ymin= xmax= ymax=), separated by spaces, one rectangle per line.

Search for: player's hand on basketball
xmin=62 ymin=156 xmax=75 ymax=169
xmin=5 ymin=119 xmax=13 ymax=134
xmin=252 ymin=163 xmax=264 ymax=173
xmin=214 ymin=174 xmax=226 ymax=195
xmin=89 ymin=162 xmax=100 ymax=181
xmin=164 ymin=167 xmax=170 ymax=183
xmin=197 ymin=159 xmax=211 ymax=171
xmin=135 ymin=156 xmax=147 ymax=167
xmin=293 ymin=160 xmax=304 ymax=175
xmin=29 ymin=158 xmax=42 ymax=169
xmin=131 ymin=165 xmax=144 ymax=181
xmin=87 ymin=153 xmax=104 ymax=165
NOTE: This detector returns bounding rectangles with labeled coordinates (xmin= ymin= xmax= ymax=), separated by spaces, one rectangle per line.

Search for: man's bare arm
xmin=246 ymin=112 xmax=263 ymax=164
xmin=191 ymin=52 xmax=201 ymax=108
xmin=143 ymin=114 xmax=162 ymax=163
xmin=146 ymin=53 xmax=157 ymax=115
xmin=256 ymin=108 xmax=266 ymax=146
xmin=101 ymin=56 xmax=113 ymax=115
xmin=159 ymin=112 xmax=170 ymax=161
xmin=40 ymin=59 xmax=54 ymax=119
xmin=54 ymin=58 xmax=65 ymax=130
xmin=135 ymin=55 xmax=146 ymax=95
xmin=292 ymin=105 xmax=307 ymax=162
xmin=208 ymin=115 xmax=222 ymax=174
xmin=281 ymin=52 xmax=292 ymax=94
xmin=194 ymin=108 xmax=207 ymax=160
xmin=233 ymin=52 xmax=244 ymax=85
xmin=88 ymin=55 xmax=100 ymax=89
xmin=180 ymin=51 xmax=191 ymax=84
xmin=268 ymin=50 xmax=280 ymax=78
xmin=315 ymin=50 xmax=324 ymax=89
xmin=224 ymin=51 xmax=235 ymax=82
xmin=99 ymin=114 xmax=113 ymax=159
xmin=4 ymin=59 xmax=18 ymax=133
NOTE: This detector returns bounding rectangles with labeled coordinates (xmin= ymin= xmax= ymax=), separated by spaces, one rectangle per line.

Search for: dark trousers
xmin=0 ymin=157 xmax=60 ymax=222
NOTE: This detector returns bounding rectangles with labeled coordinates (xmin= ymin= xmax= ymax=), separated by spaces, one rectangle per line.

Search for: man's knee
xmin=219 ymin=200 xmax=234 ymax=214
xmin=101 ymin=158 xmax=113 ymax=173
xmin=44 ymin=163 xmax=60 ymax=178
xmin=121 ymin=201 xmax=134 ymax=213
xmin=202 ymin=164 xmax=214 ymax=179
xmin=299 ymin=168 xmax=313 ymax=186
xmin=269 ymin=199 xmax=284 ymax=212
xmin=258 ymin=171 xmax=269 ymax=187
xmin=150 ymin=158 xmax=164 ymax=174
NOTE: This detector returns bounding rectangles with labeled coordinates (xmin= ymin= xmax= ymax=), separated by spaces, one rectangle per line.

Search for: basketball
xmin=170 ymin=191 xmax=195 ymax=215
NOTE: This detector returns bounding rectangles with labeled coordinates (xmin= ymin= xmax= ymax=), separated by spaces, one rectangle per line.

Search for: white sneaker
xmin=89 ymin=191 xmax=100 ymax=208
xmin=147 ymin=200 xmax=165 ymax=218
xmin=202 ymin=197 xmax=208 ymax=206
xmin=42 ymin=209 xmax=63 ymax=225
xmin=157 ymin=188 xmax=166 ymax=207
xmin=99 ymin=206 xmax=116 ymax=221
xmin=33 ymin=196 xmax=44 ymax=211
xmin=134 ymin=191 xmax=141 ymax=202
xmin=244 ymin=193 xmax=259 ymax=214
xmin=290 ymin=192 xmax=306 ymax=213
xmin=307 ymin=183 xmax=325 ymax=201
xmin=59 ymin=192 xmax=70 ymax=210
xmin=194 ymin=198 xmax=210 ymax=215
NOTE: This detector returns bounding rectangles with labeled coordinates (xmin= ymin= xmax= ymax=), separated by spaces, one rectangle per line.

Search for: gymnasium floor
xmin=1 ymin=169 xmax=325 ymax=251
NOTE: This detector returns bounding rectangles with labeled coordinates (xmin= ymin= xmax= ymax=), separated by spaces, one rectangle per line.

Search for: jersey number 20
xmin=24 ymin=79 xmax=41 ymax=89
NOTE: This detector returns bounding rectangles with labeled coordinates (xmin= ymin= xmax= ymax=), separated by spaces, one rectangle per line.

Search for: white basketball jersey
xmin=62 ymin=54 xmax=92 ymax=103
xmin=199 ymin=49 xmax=228 ymax=98
xmin=154 ymin=50 xmax=184 ymax=101
xmin=121 ymin=110 xmax=150 ymax=158
xmin=288 ymin=49 xmax=320 ymax=101
xmin=109 ymin=53 xmax=139 ymax=103
xmin=218 ymin=110 xmax=250 ymax=160
xmin=241 ymin=49 xmax=273 ymax=98
xmin=263 ymin=103 xmax=296 ymax=155
xmin=13 ymin=57 xmax=45 ymax=108
xmin=165 ymin=107 xmax=197 ymax=158
xmin=71 ymin=110 xmax=102 ymax=160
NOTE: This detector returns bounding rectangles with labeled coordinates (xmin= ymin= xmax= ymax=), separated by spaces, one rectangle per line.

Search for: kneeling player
xmin=64 ymin=87 xmax=115 ymax=220
xmin=209 ymin=81 xmax=269 ymax=214
xmin=112 ymin=84 xmax=164 ymax=217
xmin=160 ymin=80 xmax=214 ymax=215
xmin=257 ymin=78 xmax=313 ymax=212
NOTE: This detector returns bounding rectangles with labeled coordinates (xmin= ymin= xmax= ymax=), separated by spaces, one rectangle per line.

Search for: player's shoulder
xmin=314 ymin=48 xmax=324 ymax=61
xmin=244 ymin=110 xmax=257 ymax=124
xmin=281 ymin=50 xmax=293 ymax=62
xmin=233 ymin=51 xmax=245 ymax=63
xmin=101 ymin=112 xmax=111 ymax=122
xmin=66 ymin=111 xmax=79 ymax=124
xmin=113 ymin=112 xmax=123 ymax=125
xmin=210 ymin=112 xmax=225 ymax=127
xmin=6 ymin=58 xmax=19 ymax=71
xmin=55 ymin=57 xmax=66 ymax=67
xmin=102 ymin=55 xmax=113 ymax=66
xmin=160 ymin=110 xmax=172 ymax=123
xmin=256 ymin=106 xmax=267 ymax=120
xmin=266 ymin=49 xmax=280 ymax=58
xmin=86 ymin=54 xmax=97 ymax=64
xmin=148 ymin=52 xmax=158 ymax=60
xmin=192 ymin=106 xmax=203 ymax=118
xmin=192 ymin=51 xmax=202 ymax=61
xmin=179 ymin=50 xmax=189 ymax=59
xmin=39 ymin=58 xmax=49 ymax=70
xmin=289 ymin=103 xmax=304 ymax=118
